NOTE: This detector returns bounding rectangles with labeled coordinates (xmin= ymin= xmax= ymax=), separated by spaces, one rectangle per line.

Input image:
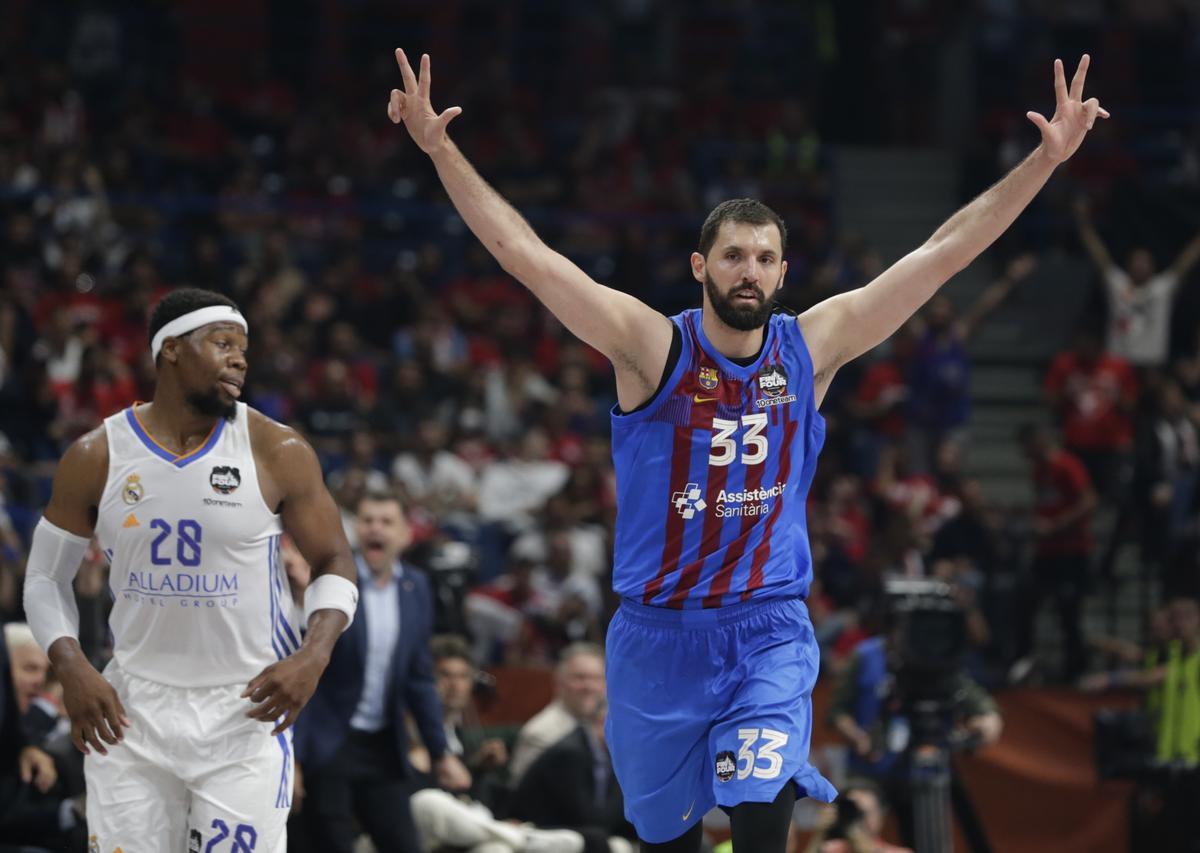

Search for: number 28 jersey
xmin=610 ymin=309 xmax=825 ymax=609
xmin=93 ymin=402 xmax=292 ymax=687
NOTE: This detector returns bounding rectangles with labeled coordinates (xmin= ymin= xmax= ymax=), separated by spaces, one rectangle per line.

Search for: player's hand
xmin=389 ymin=49 xmax=462 ymax=156
xmin=434 ymin=753 xmax=473 ymax=792
xmin=19 ymin=746 xmax=57 ymax=793
xmin=1026 ymin=55 xmax=1109 ymax=164
xmin=242 ymin=649 xmax=328 ymax=735
xmin=57 ymin=658 xmax=130 ymax=756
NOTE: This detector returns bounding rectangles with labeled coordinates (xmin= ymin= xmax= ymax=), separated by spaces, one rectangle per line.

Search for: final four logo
xmin=210 ymin=466 xmax=242 ymax=495
xmin=697 ymin=366 xmax=719 ymax=391
xmin=755 ymin=364 xmax=797 ymax=408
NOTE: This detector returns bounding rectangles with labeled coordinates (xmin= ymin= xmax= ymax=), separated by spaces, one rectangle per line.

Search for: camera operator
xmin=828 ymin=588 xmax=1002 ymax=853
xmin=805 ymin=779 xmax=912 ymax=853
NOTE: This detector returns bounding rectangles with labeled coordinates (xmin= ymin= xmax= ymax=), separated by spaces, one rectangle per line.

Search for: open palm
xmin=1027 ymin=55 xmax=1109 ymax=164
xmin=388 ymin=49 xmax=462 ymax=155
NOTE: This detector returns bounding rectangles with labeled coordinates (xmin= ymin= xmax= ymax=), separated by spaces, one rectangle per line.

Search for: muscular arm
xmin=800 ymin=147 xmax=1058 ymax=397
xmin=27 ymin=428 xmax=132 ymax=755
xmin=252 ymin=414 xmax=356 ymax=654
xmin=36 ymin=430 xmax=106 ymax=677
xmin=799 ymin=56 xmax=1106 ymax=401
xmin=389 ymin=51 xmax=674 ymax=411
xmin=245 ymin=414 xmax=357 ymax=732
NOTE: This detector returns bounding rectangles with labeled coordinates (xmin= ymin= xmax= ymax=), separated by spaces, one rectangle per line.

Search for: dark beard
xmin=186 ymin=388 xmax=238 ymax=422
xmin=704 ymin=272 xmax=779 ymax=331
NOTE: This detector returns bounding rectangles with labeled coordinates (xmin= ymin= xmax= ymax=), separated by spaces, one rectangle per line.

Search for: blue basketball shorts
xmin=605 ymin=596 xmax=837 ymax=844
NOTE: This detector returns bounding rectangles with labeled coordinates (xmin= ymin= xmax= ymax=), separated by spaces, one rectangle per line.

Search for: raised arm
xmin=957 ymin=252 xmax=1038 ymax=340
xmin=388 ymin=50 xmax=673 ymax=412
xmin=799 ymin=56 xmax=1107 ymax=398
xmin=1073 ymin=197 xmax=1117 ymax=274
xmin=1169 ymin=230 xmax=1200 ymax=279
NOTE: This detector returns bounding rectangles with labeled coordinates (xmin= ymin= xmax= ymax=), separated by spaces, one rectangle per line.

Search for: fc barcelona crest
xmin=698 ymin=366 xmax=719 ymax=391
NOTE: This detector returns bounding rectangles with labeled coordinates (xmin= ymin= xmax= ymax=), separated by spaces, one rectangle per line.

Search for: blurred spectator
xmin=0 ymin=620 xmax=82 ymax=852
xmin=292 ymin=490 xmax=471 ymax=853
xmin=1014 ymin=425 xmax=1097 ymax=684
xmin=1044 ymin=328 xmax=1138 ymax=499
xmin=906 ymin=254 xmax=1036 ymax=472
xmin=1132 ymin=379 xmax=1199 ymax=586
xmin=1075 ymin=198 xmax=1200 ymax=369
xmin=828 ymin=630 xmax=1001 ymax=853
xmin=804 ymin=778 xmax=912 ymax=853
xmin=509 ymin=707 xmax=637 ymax=853
xmin=508 ymin=644 xmax=607 ymax=787
xmin=391 ymin=415 xmax=479 ymax=533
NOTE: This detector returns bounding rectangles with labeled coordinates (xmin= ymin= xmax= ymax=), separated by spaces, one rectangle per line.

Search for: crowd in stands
xmin=4 ymin=1 xmax=1200 ymax=850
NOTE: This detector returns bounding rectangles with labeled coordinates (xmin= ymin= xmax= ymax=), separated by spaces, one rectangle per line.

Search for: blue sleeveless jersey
xmin=610 ymin=309 xmax=825 ymax=609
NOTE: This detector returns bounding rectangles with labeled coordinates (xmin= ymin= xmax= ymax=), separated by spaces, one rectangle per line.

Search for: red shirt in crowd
xmin=855 ymin=360 xmax=907 ymax=438
xmin=1044 ymin=351 xmax=1137 ymax=451
xmin=1033 ymin=449 xmax=1094 ymax=557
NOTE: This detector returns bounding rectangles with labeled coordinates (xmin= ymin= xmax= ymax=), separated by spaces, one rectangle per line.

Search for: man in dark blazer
xmin=509 ymin=709 xmax=636 ymax=853
xmin=293 ymin=490 xmax=471 ymax=853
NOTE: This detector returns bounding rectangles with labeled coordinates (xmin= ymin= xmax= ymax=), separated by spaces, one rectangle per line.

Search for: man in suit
xmin=293 ymin=490 xmax=471 ymax=853
xmin=509 ymin=706 xmax=635 ymax=853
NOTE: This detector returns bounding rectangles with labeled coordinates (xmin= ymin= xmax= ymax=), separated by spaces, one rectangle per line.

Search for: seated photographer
xmin=805 ymin=779 xmax=911 ymax=853
xmin=828 ymin=619 xmax=1001 ymax=853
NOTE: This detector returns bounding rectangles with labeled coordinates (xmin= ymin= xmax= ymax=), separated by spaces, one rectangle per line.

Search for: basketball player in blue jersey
xmin=22 ymin=288 xmax=361 ymax=852
xmin=388 ymin=50 xmax=1107 ymax=851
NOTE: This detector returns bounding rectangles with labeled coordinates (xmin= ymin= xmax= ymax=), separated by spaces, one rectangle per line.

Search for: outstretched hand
xmin=388 ymin=49 xmax=462 ymax=155
xmin=1026 ymin=55 xmax=1109 ymax=164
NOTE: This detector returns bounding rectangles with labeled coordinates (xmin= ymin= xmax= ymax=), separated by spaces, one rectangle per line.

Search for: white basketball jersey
xmin=95 ymin=402 xmax=291 ymax=687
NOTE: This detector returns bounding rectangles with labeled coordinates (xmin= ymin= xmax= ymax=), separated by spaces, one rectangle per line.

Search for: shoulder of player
xmin=58 ymin=424 xmax=110 ymax=488
xmin=246 ymin=408 xmax=319 ymax=475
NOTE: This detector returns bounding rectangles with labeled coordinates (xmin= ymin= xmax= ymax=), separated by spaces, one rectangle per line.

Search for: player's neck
xmin=141 ymin=386 xmax=222 ymax=451
xmin=701 ymin=310 xmax=766 ymax=360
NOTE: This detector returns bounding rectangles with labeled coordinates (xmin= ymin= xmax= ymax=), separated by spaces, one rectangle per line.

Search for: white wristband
xmin=303 ymin=574 xmax=358 ymax=631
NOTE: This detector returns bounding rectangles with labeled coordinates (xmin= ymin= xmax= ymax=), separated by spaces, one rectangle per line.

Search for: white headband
xmin=151 ymin=306 xmax=248 ymax=360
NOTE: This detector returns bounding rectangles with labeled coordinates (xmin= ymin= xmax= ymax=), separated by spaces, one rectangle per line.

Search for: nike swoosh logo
xmin=682 ymin=800 xmax=695 ymax=821
xmin=693 ymin=394 xmax=718 ymax=403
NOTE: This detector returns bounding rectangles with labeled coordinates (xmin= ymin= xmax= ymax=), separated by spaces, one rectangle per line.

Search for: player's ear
xmin=161 ymin=337 xmax=181 ymax=365
xmin=690 ymin=251 xmax=706 ymax=285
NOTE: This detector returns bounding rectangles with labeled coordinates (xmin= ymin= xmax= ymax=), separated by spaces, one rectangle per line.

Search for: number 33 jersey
xmin=94 ymin=402 xmax=290 ymax=687
xmin=610 ymin=309 xmax=825 ymax=609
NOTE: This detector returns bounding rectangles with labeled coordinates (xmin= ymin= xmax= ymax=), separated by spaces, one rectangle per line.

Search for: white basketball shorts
xmin=85 ymin=663 xmax=293 ymax=853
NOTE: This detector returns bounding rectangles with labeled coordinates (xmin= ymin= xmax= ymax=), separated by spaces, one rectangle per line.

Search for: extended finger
xmin=1053 ymin=58 xmax=1068 ymax=106
xmin=1025 ymin=111 xmax=1051 ymax=135
xmin=395 ymin=48 xmax=419 ymax=95
xmin=271 ymin=712 xmax=296 ymax=736
xmin=96 ymin=714 xmax=121 ymax=745
xmin=102 ymin=703 xmax=127 ymax=742
xmin=82 ymin=723 xmax=109 ymax=756
xmin=71 ymin=727 xmax=89 ymax=755
xmin=437 ymin=106 xmax=462 ymax=132
xmin=388 ymin=90 xmax=406 ymax=123
xmin=419 ymin=53 xmax=431 ymax=101
xmin=1069 ymin=54 xmax=1090 ymax=101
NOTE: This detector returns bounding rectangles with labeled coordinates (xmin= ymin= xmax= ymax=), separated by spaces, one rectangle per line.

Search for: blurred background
xmin=1 ymin=1 xmax=1200 ymax=852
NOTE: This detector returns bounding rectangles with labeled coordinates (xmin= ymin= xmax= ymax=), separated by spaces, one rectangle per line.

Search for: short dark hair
xmin=357 ymin=488 xmax=406 ymax=513
xmin=431 ymin=634 xmax=474 ymax=667
xmin=148 ymin=288 xmax=240 ymax=342
xmin=697 ymin=198 xmax=787 ymax=258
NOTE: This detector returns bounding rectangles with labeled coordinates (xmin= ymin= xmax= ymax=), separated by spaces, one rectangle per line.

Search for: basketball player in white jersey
xmin=22 ymin=288 xmax=361 ymax=852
